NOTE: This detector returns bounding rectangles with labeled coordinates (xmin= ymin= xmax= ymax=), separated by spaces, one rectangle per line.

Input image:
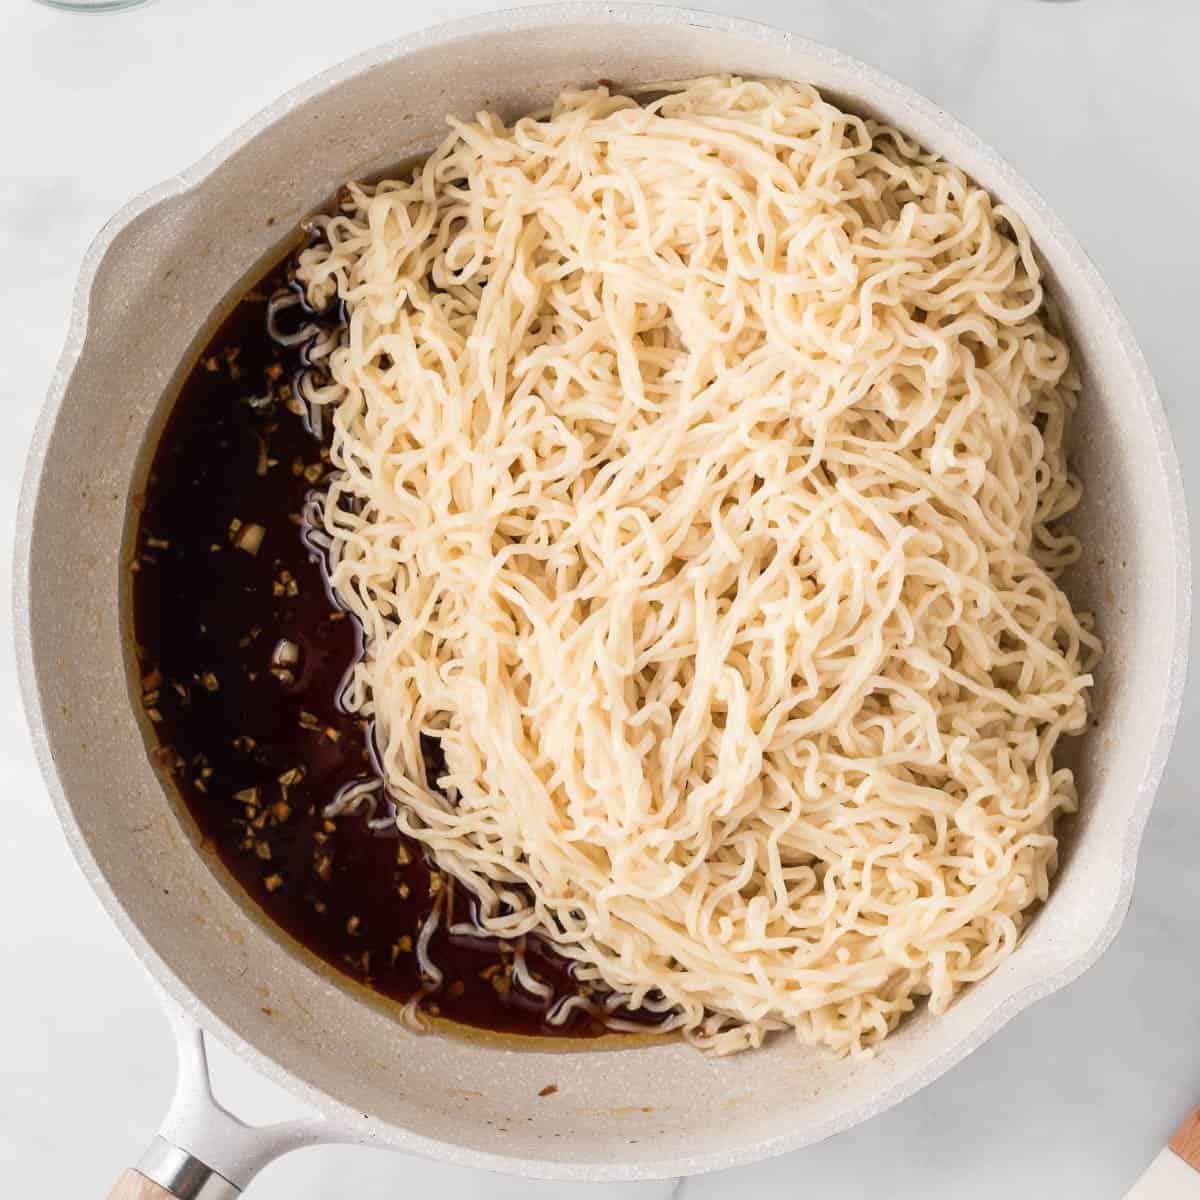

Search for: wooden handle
xmin=1171 ymin=1106 xmax=1200 ymax=1172
xmin=1127 ymin=1105 xmax=1200 ymax=1198
xmin=106 ymin=1169 xmax=175 ymax=1199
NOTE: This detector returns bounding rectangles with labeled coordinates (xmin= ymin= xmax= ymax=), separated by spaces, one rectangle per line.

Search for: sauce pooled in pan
xmin=129 ymin=250 xmax=664 ymax=1041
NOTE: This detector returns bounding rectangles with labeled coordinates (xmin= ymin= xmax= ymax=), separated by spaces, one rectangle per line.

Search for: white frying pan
xmin=13 ymin=5 xmax=1190 ymax=1197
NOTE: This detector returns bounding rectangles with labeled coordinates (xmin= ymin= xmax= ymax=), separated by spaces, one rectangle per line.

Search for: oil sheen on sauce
xmin=130 ymin=252 xmax=660 ymax=1040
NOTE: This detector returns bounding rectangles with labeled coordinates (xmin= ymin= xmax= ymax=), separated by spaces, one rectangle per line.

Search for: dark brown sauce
xmin=130 ymin=252 xmax=661 ymax=1040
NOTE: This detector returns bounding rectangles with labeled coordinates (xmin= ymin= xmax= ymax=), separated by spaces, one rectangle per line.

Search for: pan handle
xmin=107 ymin=997 xmax=346 ymax=1197
xmin=105 ymin=1137 xmax=240 ymax=1199
xmin=106 ymin=1169 xmax=181 ymax=1199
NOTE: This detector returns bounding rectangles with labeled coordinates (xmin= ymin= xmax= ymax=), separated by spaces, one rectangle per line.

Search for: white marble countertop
xmin=4 ymin=1 xmax=1200 ymax=1196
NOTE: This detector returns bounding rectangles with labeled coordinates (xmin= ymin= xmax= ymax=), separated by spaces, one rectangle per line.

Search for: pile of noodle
xmin=293 ymin=76 xmax=1098 ymax=1054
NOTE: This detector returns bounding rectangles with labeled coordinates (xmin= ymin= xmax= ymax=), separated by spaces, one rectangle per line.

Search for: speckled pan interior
xmin=13 ymin=4 xmax=1190 ymax=1182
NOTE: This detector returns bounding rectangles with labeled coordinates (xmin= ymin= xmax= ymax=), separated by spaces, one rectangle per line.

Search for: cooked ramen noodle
xmin=292 ymin=76 xmax=1099 ymax=1054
